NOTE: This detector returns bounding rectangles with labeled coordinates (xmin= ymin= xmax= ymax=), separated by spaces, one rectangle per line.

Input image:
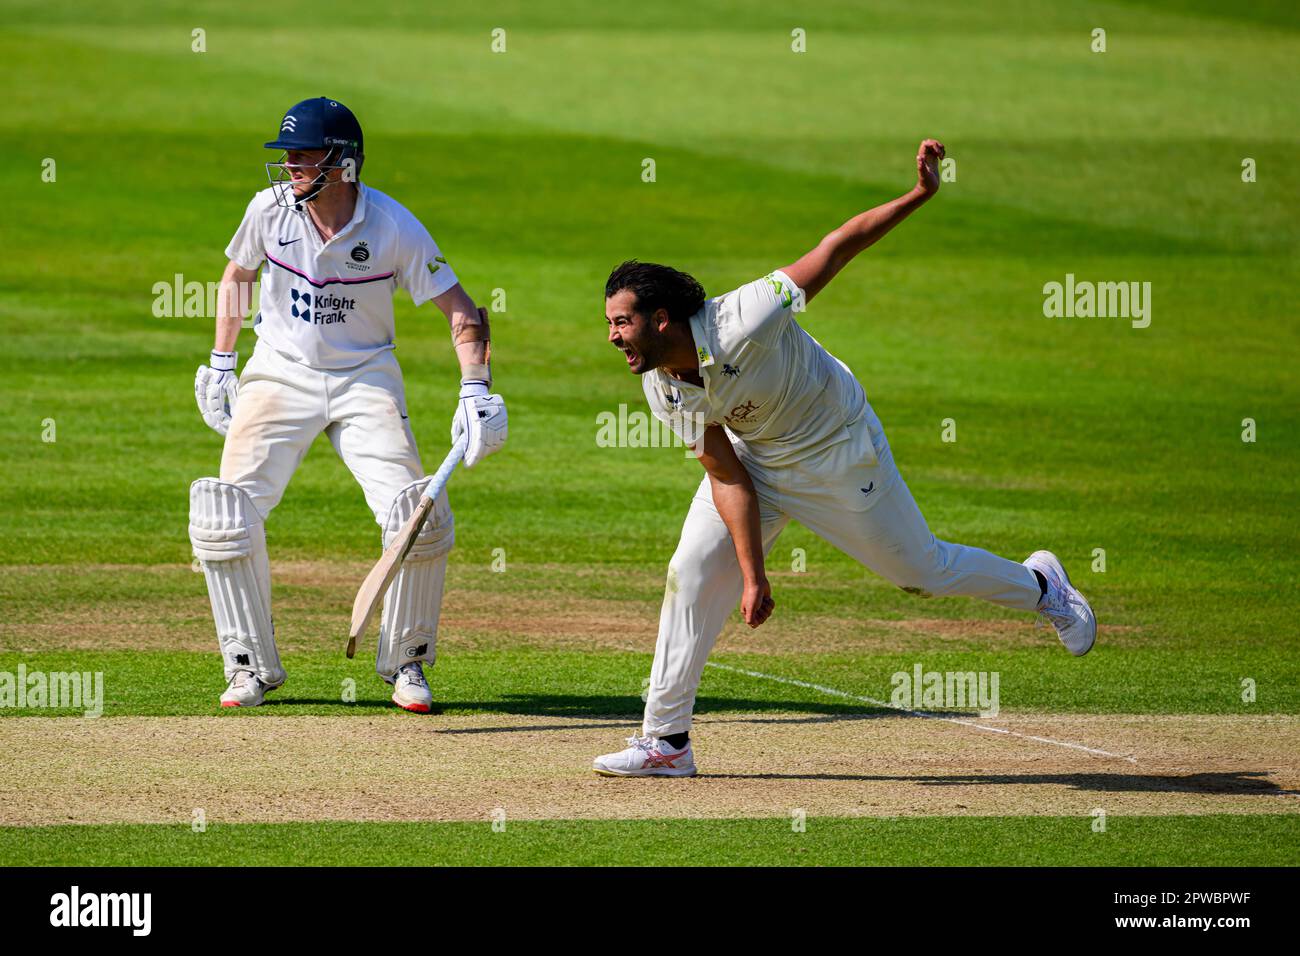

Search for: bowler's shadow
xmin=709 ymin=770 xmax=1299 ymax=797
xmin=253 ymin=698 xmax=1297 ymax=800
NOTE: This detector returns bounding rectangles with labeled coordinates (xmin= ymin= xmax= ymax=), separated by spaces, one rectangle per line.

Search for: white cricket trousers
xmin=221 ymin=343 xmax=427 ymax=521
xmin=217 ymin=342 xmax=452 ymax=678
xmin=642 ymin=416 xmax=1042 ymax=736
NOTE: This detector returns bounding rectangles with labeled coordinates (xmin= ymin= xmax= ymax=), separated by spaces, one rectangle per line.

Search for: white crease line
xmin=706 ymin=661 xmax=1139 ymax=764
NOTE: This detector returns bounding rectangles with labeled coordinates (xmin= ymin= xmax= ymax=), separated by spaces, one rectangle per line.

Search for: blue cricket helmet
xmin=264 ymin=97 xmax=364 ymax=208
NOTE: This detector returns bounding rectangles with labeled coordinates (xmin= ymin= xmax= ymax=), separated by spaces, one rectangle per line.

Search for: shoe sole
xmin=1030 ymin=550 xmax=1096 ymax=656
xmin=219 ymin=679 xmax=282 ymax=708
xmin=393 ymin=695 xmax=432 ymax=714
xmin=592 ymin=765 xmax=698 ymax=778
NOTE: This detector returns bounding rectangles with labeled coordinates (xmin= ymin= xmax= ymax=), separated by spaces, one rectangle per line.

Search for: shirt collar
xmin=688 ymin=308 xmax=714 ymax=369
xmin=303 ymin=182 xmax=367 ymax=244
xmin=334 ymin=182 xmax=368 ymax=239
xmin=352 ymin=182 xmax=369 ymax=226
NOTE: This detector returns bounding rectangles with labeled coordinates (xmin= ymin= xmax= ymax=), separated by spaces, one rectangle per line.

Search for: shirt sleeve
xmin=727 ymin=269 xmax=804 ymax=348
xmin=396 ymin=217 xmax=460 ymax=306
xmin=224 ymin=194 xmax=268 ymax=271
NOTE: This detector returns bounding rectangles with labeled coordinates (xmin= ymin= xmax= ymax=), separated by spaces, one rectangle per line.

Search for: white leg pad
xmin=376 ymin=477 xmax=454 ymax=679
xmin=189 ymin=478 xmax=285 ymax=687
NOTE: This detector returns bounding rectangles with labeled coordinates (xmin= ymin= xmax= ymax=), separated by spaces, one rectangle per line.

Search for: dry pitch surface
xmin=3 ymin=562 xmax=1297 ymax=830
xmin=3 ymin=712 xmax=1296 ymax=826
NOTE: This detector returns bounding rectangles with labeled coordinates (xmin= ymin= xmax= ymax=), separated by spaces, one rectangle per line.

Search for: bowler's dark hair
xmin=605 ymin=260 xmax=706 ymax=325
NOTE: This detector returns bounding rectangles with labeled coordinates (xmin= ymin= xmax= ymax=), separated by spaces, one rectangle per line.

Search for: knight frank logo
xmin=290 ymin=287 xmax=312 ymax=322
xmin=290 ymin=288 xmax=354 ymax=325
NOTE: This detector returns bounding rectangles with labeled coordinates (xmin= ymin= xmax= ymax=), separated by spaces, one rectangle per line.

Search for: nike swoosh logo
xmin=860 ymin=482 xmax=874 ymax=496
xmin=278 ymin=238 xmax=302 ymax=246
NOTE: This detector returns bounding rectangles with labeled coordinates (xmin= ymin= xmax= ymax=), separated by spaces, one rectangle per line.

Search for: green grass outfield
xmin=0 ymin=647 xmax=1295 ymax=717
xmin=0 ymin=0 xmax=1297 ymax=866
xmin=3 ymin=816 xmax=1297 ymax=867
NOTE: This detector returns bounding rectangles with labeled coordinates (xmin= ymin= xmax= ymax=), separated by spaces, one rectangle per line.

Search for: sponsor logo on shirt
xmin=725 ymin=399 xmax=763 ymax=425
xmin=289 ymin=287 xmax=354 ymax=325
xmin=764 ymin=273 xmax=793 ymax=308
xmin=722 ymin=363 xmax=741 ymax=377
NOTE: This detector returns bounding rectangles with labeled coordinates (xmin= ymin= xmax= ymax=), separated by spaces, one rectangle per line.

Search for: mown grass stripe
xmin=2 ymin=816 xmax=1296 ymax=867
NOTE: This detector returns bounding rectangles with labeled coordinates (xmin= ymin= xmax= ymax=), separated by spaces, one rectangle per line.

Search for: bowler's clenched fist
xmin=915 ymin=138 xmax=946 ymax=196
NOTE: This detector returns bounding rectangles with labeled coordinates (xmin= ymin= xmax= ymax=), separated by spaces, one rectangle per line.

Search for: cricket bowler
xmin=190 ymin=97 xmax=506 ymax=710
xmin=595 ymin=139 xmax=1095 ymax=776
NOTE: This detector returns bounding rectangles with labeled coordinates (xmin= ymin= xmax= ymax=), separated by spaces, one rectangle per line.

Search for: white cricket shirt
xmin=642 ymin=271 xmax=880 ymax=470
xmin=225 ymin=183 xmax=459 ymax=369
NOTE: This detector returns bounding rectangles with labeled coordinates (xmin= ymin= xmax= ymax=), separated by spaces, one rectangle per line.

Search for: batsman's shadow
xmin=227 ymin=696 xmax=893 ymax=721
xmin=268 ymin=698 xmax=404 ymax=710
xmin=709 ymin=770 xmax=1299 ymax=797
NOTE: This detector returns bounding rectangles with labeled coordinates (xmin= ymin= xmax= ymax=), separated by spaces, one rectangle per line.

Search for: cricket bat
xmin=346 ymin=434 xmax=469 ymax=658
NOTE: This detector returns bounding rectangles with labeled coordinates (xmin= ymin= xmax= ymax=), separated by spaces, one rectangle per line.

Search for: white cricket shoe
xmin=220 ymin=670 xmax=274 ymax=708
xmin=1024 ymin=550 xmax=1096 ymax=656
xmin=593 ymin=735 xmax=697 ymax=777
xmin=390 ymin=662 xmax=433 ymax=714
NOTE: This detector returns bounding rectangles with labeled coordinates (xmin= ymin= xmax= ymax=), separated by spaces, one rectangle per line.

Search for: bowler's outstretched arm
xmin=782 ymin=139 xmax=945 ymax=303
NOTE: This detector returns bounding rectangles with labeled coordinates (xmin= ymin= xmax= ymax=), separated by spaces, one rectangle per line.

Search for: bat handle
xmin=421 ymin=434 xmax=470 ymax=504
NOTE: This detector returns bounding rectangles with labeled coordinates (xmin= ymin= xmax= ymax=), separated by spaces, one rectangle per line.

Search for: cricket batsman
xmin=190 ymin=97 xmax=506 ymax=710
xmin=595 ymin=139 xmax=1095 ymax=776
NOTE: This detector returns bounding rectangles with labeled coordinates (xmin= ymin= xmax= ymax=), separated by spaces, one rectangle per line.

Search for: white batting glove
xmin=195 ymin=350 xmax=239 ymax=437
xmin=450 ymin=380 xmax=507 ymax=467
